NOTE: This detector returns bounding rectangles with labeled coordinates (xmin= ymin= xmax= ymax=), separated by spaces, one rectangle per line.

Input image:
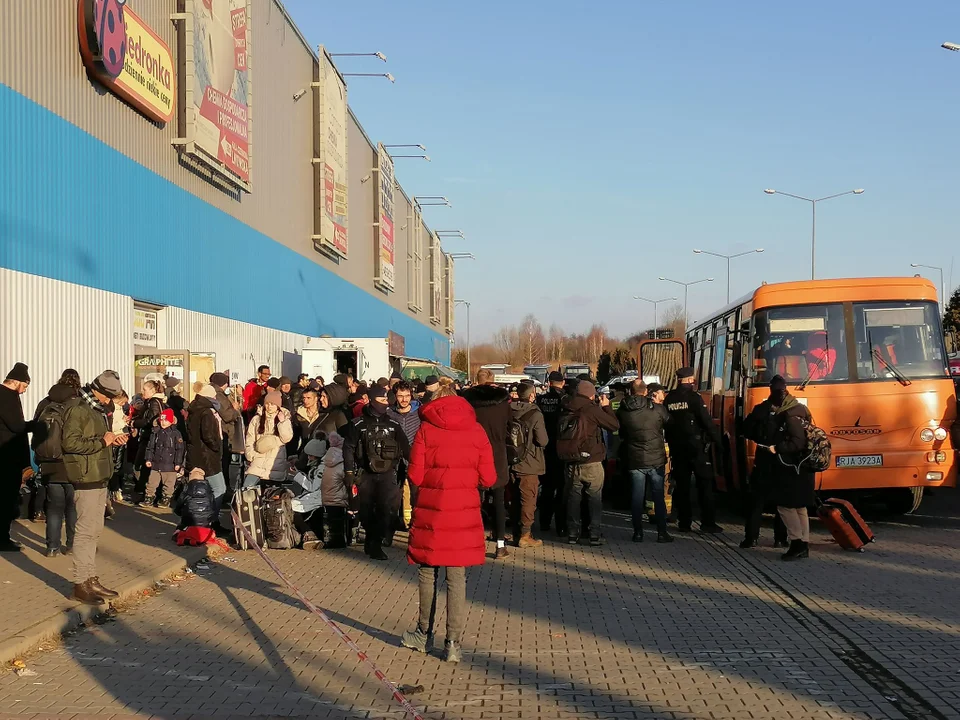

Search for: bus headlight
xmin=920 ymin=428 xmax=935 ymax=442
xmin=934 ymin=427 xmax=948 ymax=441
xmin=926 ymin=472 xmax=944 ymax=481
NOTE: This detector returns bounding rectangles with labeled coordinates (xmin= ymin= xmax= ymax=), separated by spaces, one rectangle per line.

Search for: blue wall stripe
xmin=0 ymin=82 xmax=450 ymax=363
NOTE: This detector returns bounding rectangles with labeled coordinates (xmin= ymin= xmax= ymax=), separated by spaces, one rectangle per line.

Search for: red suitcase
xmin=817 ymin=497 xmax=874 ymax=551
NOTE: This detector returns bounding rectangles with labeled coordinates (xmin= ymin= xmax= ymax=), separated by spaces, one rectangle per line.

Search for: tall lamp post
xmin=763 ymin=188 xmax=864 ymax=280
xmin=633 ymin=296 xmax=677 ymax=337
xmin=657 ymin=277 xmax=714 ymax=325
xmin=454 ymin=299 xmax=472 ymax=377
xmin=911 ymin=263 xmax=945 ymax=313
xmin=693 ymin=248 xmax=764 ymax=303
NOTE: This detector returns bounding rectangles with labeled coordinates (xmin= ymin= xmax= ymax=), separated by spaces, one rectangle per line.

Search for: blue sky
xmin=285 ymin=0 xmax=960 ymax=341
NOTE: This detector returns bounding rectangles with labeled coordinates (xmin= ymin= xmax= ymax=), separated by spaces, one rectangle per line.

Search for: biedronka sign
xmin=78 ymin=0 xmax=176 ymax=124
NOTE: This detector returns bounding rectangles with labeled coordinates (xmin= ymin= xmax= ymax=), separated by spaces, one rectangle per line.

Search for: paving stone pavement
xmin=1 ymin=493 xmax=959 ymax=720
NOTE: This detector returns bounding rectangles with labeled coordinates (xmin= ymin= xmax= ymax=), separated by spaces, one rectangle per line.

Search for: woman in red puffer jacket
xmin=401 ymin=382 xmax=497 ymax=664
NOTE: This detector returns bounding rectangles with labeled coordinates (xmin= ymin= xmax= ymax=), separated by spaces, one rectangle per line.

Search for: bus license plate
xmin=836 ymin=455 xmax=883 ymax=468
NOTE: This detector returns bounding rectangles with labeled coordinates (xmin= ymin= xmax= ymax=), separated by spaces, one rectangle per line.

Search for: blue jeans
xmin=206 ymin=472 xmax=226 ymax=520
xmin=630 ymin=467 xmax=667 ymax=533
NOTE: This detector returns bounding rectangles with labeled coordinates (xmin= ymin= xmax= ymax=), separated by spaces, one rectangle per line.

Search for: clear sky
xmin=284 ymin=0 xmax=960 ymax=342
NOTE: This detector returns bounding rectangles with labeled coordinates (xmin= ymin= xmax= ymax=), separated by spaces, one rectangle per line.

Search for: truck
xmin=561 ymin=363 xmax=591 ymax=379
xmin=300 ymin=337 xmax=401 ymax=383
xmin=522 ymin=364 xmax=551 ymax=384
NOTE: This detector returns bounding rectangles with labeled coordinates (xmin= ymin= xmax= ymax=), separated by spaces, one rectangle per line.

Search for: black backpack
xmin=179 ymin=480 xmax=216 ymax=528
xmin=361 ymin=422 xmax=401 ymax=474
xmin=32 ymin=401 xmax=66 ymax=463
xmin=507 ymin=408 xmax=538 ymax=466
xmin=556 ymin=411 xmax=591 ymax=463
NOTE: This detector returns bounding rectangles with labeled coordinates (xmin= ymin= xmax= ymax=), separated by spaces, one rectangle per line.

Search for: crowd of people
xmin=0 ymin=357 xmax=815 ymax=662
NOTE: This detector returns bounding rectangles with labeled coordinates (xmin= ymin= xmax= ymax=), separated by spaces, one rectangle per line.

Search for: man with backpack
xmin=33 ymin=379 xmax=80 ymax=555
xmin=343 ymin=385 xmax=410 ymax=560
xmin=508 ymin=383 xmax=548 ymax=548
xmin=556 ymin=380 xmax=619 ymax=546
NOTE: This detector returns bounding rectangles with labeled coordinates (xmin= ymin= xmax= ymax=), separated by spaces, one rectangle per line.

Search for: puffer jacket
xmin=406 ymin=395 xmax=497 ymax=568
xmin=61 ymin=388 xmax=114 ymax=489
xmin=770 ymin=396 xmax=816 ymax=509
xmin=292 ymin=434 xmax=349 ymax=513
xmin=461 ymin=384 xmax=511 ymax=488
xmin=145 ymin=425 xmax=186 ymax=473
xmin=132 ymin=395 xmax=165 ymax=466
xmin=509 ymin=400 xmax=548 ymax=476
xmin=616 ymin=395 xmax=670 ymax=470
xmin=244 ymin=406 xmax=294 ymax=481
xmin=387 ymin=399 xmax=421 ymax=444
xmin=185 ymin=395 xmax=222 ymax=477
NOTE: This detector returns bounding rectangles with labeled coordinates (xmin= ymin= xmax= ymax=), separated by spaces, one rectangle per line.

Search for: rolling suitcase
xmin=233 ymin=486 xmax=266 ymax=550
xmin=817 ymin=497 xmax=874 ymax=552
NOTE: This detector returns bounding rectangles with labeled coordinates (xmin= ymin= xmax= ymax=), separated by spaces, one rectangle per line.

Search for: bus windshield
xmin=750 ymin=301 xmax=946 ymax=385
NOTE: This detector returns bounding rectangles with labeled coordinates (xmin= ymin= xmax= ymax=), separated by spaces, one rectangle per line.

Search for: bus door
xmin=637 ymin=339 xmax=686 ymax=390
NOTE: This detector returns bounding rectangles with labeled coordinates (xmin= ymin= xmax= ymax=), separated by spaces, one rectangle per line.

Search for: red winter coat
xmin=407 ymin=395 xmax=497 ymax=568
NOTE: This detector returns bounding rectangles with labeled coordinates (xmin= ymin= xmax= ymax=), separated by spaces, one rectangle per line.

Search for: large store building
xmin=0 ymin=0 xmax=454 ymax=409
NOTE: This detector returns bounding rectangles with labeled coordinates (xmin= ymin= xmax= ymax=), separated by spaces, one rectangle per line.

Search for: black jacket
xmin=742 ymin=397 xmax=780 ymax=482
xmin=769 ymin=398 xmax=816 ymax=508
xmin=133 ymin=396 xmax=165 ymax=466
xmin=0 ymin=384 xmax=34 ymax=482
xmin=462 ymin=384 xmax=512 ymax=488
xmin=561 ymin=395 xmax=620 ymax=465
xmin=536 ymin=387 xmax=565 ymax=446
xmin=616 ymin=395 xmax=670 ymax=470
xmin=145 ymin=425 xmax=186 ymax=473
xmin=664 ymin=385 xmax=720 ymax=455
xmin=185 ymin=396 xmax=223 ymax=477
xmin=342 ymin=406 xmax=411 ymax=475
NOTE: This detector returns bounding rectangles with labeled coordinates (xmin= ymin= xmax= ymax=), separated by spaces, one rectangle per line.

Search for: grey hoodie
xmin=510 ymin=400 xmax=549 ymax=476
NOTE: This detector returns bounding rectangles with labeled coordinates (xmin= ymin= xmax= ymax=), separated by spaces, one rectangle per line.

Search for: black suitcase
xmin=232 ymin=487 xmax=265 ymax=550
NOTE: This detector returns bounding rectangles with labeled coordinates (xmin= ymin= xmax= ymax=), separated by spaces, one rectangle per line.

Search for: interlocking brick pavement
xmin=1 ymin=491 xmax=959 ymax=719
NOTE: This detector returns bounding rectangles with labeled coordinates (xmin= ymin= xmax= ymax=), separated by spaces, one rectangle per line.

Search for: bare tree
xmin=493 ymin=325 xmax=521 ymax=367
xmin=519 ymin=314 xmax=546 ymax=365
xmin=662 ymin=303 xmax=686 ymax=338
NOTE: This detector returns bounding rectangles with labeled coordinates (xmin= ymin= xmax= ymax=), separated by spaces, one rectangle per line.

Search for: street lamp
xmin=942 ymin=42 xmax=960 ymax=51
xmin=633 ymin=296 xmax=677 ymax=336
xmin=330 ymin=52 xmax=388 ymax=62
xmin=657 ymin=277 xmax=714 ymax=324
xmin=693 ymin=248 xmax=764 ymax=303
xmin=436 ymin=230 xmax=465 ymax=239
xmin=386 ymin=145 xmax=427 ymax=151
xmin=414 ymin=196 xmax=451 ymax=207
xmin=391 ymin=154 xmax=430 ymax=161
xmin=764 ymin=188 xmax=864 ymax=280
xmin=448 ymin=253 xmax=475 ymax=260
xmin=455 ymin=299 xmax=472 ymax=377
xmin=343 ymin=73 xmax=395 ymax=83
xmin=911 ymin=263 xmax=946 ymax=312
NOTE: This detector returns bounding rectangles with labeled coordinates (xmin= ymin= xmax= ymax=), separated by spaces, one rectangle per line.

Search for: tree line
xmin=452 ymin=305 xmax=687 ymax=382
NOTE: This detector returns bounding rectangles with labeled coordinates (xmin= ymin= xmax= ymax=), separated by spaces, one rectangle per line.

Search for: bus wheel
xmin=885 ymin=487 xmax=924 ymax=515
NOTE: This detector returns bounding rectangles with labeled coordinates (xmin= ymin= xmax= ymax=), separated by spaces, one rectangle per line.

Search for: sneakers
xmin=739 ymin=538 xmax=757 ymax=549
xmin=517 ymin=533 xmax=543 ymax=548
xmin=45 ymin=547 xmax=60 ymax=558
xmin=400 ymin=628 xmax=434 ymax=654
xmin=444 ymin=640 xmax=462 ymax=664
xmin=302 ymin=531 xmax=322 ymax=551
xmin=495 ymin=546 xmax=510 ymax=560
xmin=567 ymin=535 xmax=580 ymax=546
xmin=781 ymin=540 xmax=809 ymax=561
xmin=632 ymin=531 xmax=644 ymax=543
xmin=657 ymin=532 xmax=674 ymax=544
xmin=589 ymin=535 xmax=604 ymax=547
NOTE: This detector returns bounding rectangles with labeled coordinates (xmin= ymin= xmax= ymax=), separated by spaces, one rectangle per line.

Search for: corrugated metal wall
xmin=0 ymin=269 xmax=133 ymax=418
xmin=0 ymin=0 xmax=450 ymax=336
xmin=159 ymin=307 xmax=308 ymax=384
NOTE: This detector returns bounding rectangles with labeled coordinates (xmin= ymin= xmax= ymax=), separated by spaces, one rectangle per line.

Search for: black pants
xmin=357 ymin=472 xmax=401 ymax=548
xmin=1 ymin=476 xmax=21 ymax=543
xmin=221 ymin=436 xmax=232 ymax=490
xmin=743 ymin=471 xmax=787 ymax=543
xmin=538 ymin=457 xmax=566 ymax=532
xmin=486 ymin=486 xmax=507 ymax=541
xmin=45 ymin=482 xmax=76 ymax=551
xmin=671 ymin=454 xmax=716 ymax=528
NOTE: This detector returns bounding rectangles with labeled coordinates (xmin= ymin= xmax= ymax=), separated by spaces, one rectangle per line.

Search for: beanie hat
xmin=548 ymin=370 xmax=564 ymax=383
xmin=576 ymin=380 xmax=596 ymax=398
xmin=266 ymin=377 xmax=281 ymax=389
xmin=424 ymin=375 xmax=439 ymax=388
xmin=197 ymin=384 xmax=217 ymax=399
xmin=264 ymin=390 xmax=283 ymax=407
xmin=159 ymin=409 xmax=176 ymax=424
xmin=164 ymin=374 xmax=181 ymax=389
xmin=332 ymin=373 xmax=349 ymax=387
xmin=278 ymin=376 xmax=292 ymax=387
xmin=303 ymin=438 xmax=327 ymax=458
xmin=368 ymin=385 xmax=387 ymax=400
xmin=5 ymin=363 xmax=30 ymax=383
xmin=92 ymin=370 xmax=124 ymax=398
xmin=209 ymin=372 xmax=229 ymax=387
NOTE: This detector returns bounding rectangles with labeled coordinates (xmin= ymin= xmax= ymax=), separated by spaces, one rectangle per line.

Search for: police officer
xmin=664 ymin=367 xmax=723 ymax=533
xmin=537 ymin=371 xmax=567 ymax=534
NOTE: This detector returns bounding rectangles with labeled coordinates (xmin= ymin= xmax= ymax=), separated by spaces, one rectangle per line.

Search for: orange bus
xmin=675 ymin=277 xmax=956 ymax=514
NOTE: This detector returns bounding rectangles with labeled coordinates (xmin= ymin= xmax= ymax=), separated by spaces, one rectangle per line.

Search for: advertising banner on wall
xmin=429 ymin=233 xmax=443 ymax=325
xmin=314 ymin=47 xmax=349 ymax=258
xmin=133 ymin=307 xmax=158 ymax=347
xmin=77 ymin=0 xmax=176 ymax=124
xmin=374 ymin=143 xmax=396 ymax=291
xmin=183 ymin=0 xmax=251 ymax=189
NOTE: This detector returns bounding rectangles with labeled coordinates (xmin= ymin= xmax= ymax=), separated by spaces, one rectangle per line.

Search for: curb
xmin=0 ymin=546 xmax=209 ymax=665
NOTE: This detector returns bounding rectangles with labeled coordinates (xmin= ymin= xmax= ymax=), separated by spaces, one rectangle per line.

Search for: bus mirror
xmin=731 ymin=341 xmax=742 ymax=372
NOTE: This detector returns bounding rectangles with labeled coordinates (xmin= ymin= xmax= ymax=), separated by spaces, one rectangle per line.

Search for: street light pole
xmin=657 ymin=277 xmax=714 ymax=325
xmin=911 ymin=263 xmax=945 ymax=313
xmin=455 ymin=300 xmax=471 ymax=377
xmin=633 ymin=296 xmax=677 ymax=336
xmin=693 ymin=248 xmax=764 ymax=303
xmin=764 ymin=188 xmax=864 ymax=280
